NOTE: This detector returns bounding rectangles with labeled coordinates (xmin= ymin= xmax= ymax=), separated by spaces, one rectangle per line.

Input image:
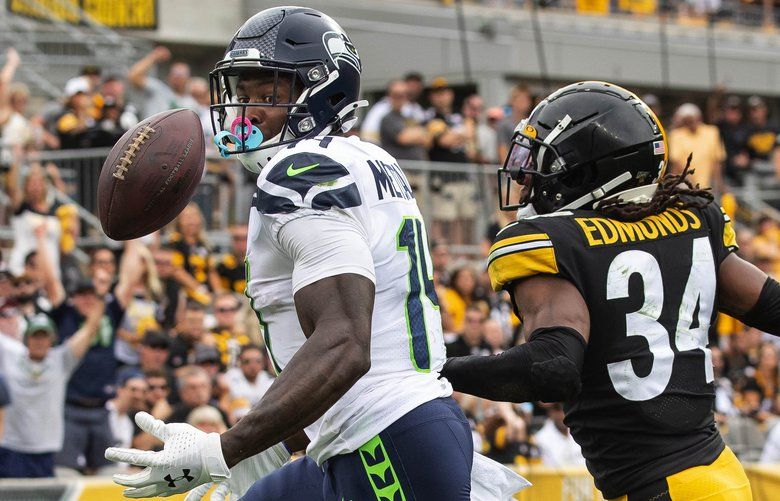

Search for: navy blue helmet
xmin=209 ymin=6 xmax=367 ymax=173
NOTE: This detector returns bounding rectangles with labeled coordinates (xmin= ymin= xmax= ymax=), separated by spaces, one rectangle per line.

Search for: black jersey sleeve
xmin=486 ymin=219 xmax=560 ymax=291
xmin=700 ymin=204 xmax=738 ymax=265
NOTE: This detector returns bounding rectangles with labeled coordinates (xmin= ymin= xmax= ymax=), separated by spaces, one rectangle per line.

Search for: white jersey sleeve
xmin=276 ymin=209 xmax=375 ymax=294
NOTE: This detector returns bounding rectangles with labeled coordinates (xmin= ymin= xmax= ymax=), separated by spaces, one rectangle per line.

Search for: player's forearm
xmin=441 ymin=326 xmax=586 ymax=403
xmin=67 ymin=301 xmax=106 ymax=358
xmin=220 ymin=321 xmax=370 ymax=467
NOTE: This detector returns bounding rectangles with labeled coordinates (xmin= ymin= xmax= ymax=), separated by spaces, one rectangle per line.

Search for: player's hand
xmin=184 ymin=443 xmax=291 ymax=501
xmin=105 ymin=412 xmax=230 ymax=498
xmin=150 ymin=46 xmax=171 ymax=62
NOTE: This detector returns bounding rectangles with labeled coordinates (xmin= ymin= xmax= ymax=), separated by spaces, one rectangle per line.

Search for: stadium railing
xmin=5 ymin=147 xmax=780 ymax=259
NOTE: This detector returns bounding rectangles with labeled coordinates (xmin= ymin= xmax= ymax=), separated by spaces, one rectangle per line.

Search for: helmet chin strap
xmin=592 ymin=183 xmax=659 ymax=209
xmin=237 ymin=99 xmax=369 ymax=173
xmin=559 ymin=171 xmax=633 ymax=211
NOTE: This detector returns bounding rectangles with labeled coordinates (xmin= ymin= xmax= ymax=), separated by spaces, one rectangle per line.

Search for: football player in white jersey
xmin=104 ymin=7 xmax=527 ymax=501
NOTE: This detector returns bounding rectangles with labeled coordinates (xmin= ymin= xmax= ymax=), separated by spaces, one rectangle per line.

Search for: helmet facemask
xmin=498 ymin=118 xmax=570 ymax=212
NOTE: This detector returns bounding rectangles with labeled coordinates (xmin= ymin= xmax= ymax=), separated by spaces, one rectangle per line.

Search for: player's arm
xmin=441 ymin=275 xmax=590 ymax=403
xmin=35 ymin=223 xmax=66 ymax=307
xmin=127 ymin=46 xmax=170 ymax=89
xmin=66 ymin=298 xmax=106 ymax=359
xmin=219 ymin=213 xmax=375 ymax=467
xmin=718 ymin=253 xmax=780 ymax=336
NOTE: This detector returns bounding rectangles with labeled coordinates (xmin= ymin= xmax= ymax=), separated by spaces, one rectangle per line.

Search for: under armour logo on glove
xmin=164 ymin=469 xmax=195 ymax=488
xmin=104 ymin=412 xmax=230 ymax=498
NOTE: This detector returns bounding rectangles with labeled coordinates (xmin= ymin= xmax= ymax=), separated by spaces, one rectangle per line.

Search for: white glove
xmin=105 ymin=412 xmax=230 ymax=498
xmin=184 ymin=443 xmax=291 ymax=501
xmin=470 ymin=452 xmax=531 ymax=500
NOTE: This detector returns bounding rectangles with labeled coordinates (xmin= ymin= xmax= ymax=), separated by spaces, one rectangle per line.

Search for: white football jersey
xmin=245 ymin=135 xmax=451 ymax=465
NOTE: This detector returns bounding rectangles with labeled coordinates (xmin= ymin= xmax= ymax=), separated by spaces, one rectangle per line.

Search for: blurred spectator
xmin=668 ymin=103 xmax=725 ymax=193
xmin=107 ymin=373 xmax=148 ymax=452
xmin=426 ymin=77 xmax=476 ymax=244
xmin=55 ymin=76 xmax=104 ymax=149
xmin=6 ymin=161 xmax=64 ymax=279
xmin=144 ymin=368 xmax=173 ymax=421
xmin=361 ymin=72 xmax=427 ymax=144
xmin=194 ymin=344 xmax=223 ymax=380
xmin=223 ymin=344 xmax=273 ymax=407
xmin=168 ymin=301 xmax=209 ymax=369
xmin=442 ymin=266 xmax=486 ymax=333
xmin=745 ymin=96 xmax=779 ymax=164
xmin=755 ymin=343 xmax=779 ymax=406
xmin=48 ymin=242 xmax=135 ymax=474
xmin=534 ymin=403 xmax=586 ymax=467
xmin=118 ymin=331 xmax=174 ymax=401
xmin=209 ymin=292 xmax=250 ymax=367
xmin=114 ymin=243 xmax=163 ymax=365
xmin=497 ymin=84 xmax=532 ymax=160
xmin=712 ymin=346 xmax=737 ymax=417
xmin=430 ymin=239 xmax=452 ymax=287
xmin=170 ymin=203 xmax=213 ymax=303
xmin=99 ymin=75 xmax=138 ymax=142
xmin=482 ymin=411 xmax=539 ymax=465
xmin=0 ymin=305 xmax=104 ymax=478
xmin=462 ymin=94 xmax=497 ymax=164
xmin=210 ymin=224 xmax=248 ymax=294
xmin=717 ymin=96 xmax=751 ymax=185
xmin=379 ymin=79 xmax=430 ymax=162
xmin=482 ymin=318 xmax=506 ymax=354
xmin=167 ymin=365 xmax=226 ymax=424
xmin=0 ymin=48 xmax=27 ymax=166
xmin=446 ymin=305 xmax=491 ymax=357
xmin=760 ymin=420 xmax=780 ymax=463
xmin=188 ymin=77 xmax=213 ymax=141
xmin=127 ymin=46 xmax=196 ymax=119
xmin=426 ymin=77 xmax=469 ymax=164
xmin=187 ymin=405 xmax=227 ymax=434
xmin=0 ymin=376 xmax=9 ymax=442
xmin=724 ymin=378 xmax=771 ymax=462
xmin=152 ymin=246 xmax=182 ymax=330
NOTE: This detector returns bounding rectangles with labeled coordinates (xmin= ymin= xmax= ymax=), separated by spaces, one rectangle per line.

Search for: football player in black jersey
xmin=441 ymin=81 xmax=780 ymax=501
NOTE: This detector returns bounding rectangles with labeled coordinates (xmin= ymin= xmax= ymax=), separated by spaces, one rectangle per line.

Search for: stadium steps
xmin=0 ymin=0 xmax=151 ymax=99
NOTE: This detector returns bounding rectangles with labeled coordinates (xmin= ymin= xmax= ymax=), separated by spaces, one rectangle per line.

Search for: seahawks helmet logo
xmin=323 ymin=31 xmax=361 ymax=72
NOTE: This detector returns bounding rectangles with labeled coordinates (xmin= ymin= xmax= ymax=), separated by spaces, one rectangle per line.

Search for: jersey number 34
xmin=607 ymin=237 xmax=715 ymax=402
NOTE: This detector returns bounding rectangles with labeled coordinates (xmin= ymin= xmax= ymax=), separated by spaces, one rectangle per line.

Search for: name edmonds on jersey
xmin=488 ymin=202 xmax=737 ymax=499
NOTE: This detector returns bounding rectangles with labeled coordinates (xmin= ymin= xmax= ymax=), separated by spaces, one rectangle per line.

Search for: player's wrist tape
xmin=441 ymin=326 xmax=586 ymax=403
xmin=742 ymin=277 xmax=780 ymax=336
xmin=202 ymin=432 xmax=231 ymax=481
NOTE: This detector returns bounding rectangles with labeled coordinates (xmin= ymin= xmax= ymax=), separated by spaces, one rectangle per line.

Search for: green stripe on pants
xmin=357 ymin=435 xmax=407 ymax=501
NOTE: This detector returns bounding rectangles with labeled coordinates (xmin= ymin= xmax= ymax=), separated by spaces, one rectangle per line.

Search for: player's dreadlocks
xmin=597 ymin=154 xmax=714 ymax=222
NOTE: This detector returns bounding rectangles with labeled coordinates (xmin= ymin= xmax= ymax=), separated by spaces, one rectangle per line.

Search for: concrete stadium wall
xmin=134 ymin=0 xmax=780 ymax=105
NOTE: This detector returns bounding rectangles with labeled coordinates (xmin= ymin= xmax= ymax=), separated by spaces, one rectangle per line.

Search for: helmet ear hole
xmin=328 ymin=92 xmax=346 ymax=107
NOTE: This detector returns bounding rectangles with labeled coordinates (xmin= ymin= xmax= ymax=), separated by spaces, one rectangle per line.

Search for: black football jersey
xmin=488 ymin=202 xmax=738 ymax=498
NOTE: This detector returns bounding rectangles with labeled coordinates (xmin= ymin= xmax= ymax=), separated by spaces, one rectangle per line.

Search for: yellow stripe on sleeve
xmin=488 ymin=232 xmax=550 ymax=255
xmin=721 ymin=207 xmax=738 ymax=250
xmin=488 ymin=246 xmax=559 ymax=291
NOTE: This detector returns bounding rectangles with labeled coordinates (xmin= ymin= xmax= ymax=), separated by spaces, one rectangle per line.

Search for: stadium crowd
xmin=0 ymin=42 xmax=779 ymax=479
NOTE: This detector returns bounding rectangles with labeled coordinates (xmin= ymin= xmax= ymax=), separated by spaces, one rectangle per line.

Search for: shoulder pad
xmin=256 ymin=152 xmax=361 ymax=215
xmin=488 ymin=219 xmax=559 ymax=291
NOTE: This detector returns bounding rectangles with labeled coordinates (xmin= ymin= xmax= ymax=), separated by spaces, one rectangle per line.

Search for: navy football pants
xmin=241 ymin=397 xmax=473 ymax=501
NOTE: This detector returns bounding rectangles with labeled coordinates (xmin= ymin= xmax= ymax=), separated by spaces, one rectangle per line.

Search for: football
xmin=97 ymin=109 xmax=206 ymax=240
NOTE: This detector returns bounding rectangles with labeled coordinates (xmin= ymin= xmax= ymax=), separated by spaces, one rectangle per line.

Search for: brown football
xmin=97 ymin=109 xmax=205 ymax=240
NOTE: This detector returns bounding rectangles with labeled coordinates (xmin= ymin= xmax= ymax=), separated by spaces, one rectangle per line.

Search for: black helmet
xmin=210 ymin=6 xmax=367 ymax=173
xmin=498 ymin=81 xmax=667 ymax=214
